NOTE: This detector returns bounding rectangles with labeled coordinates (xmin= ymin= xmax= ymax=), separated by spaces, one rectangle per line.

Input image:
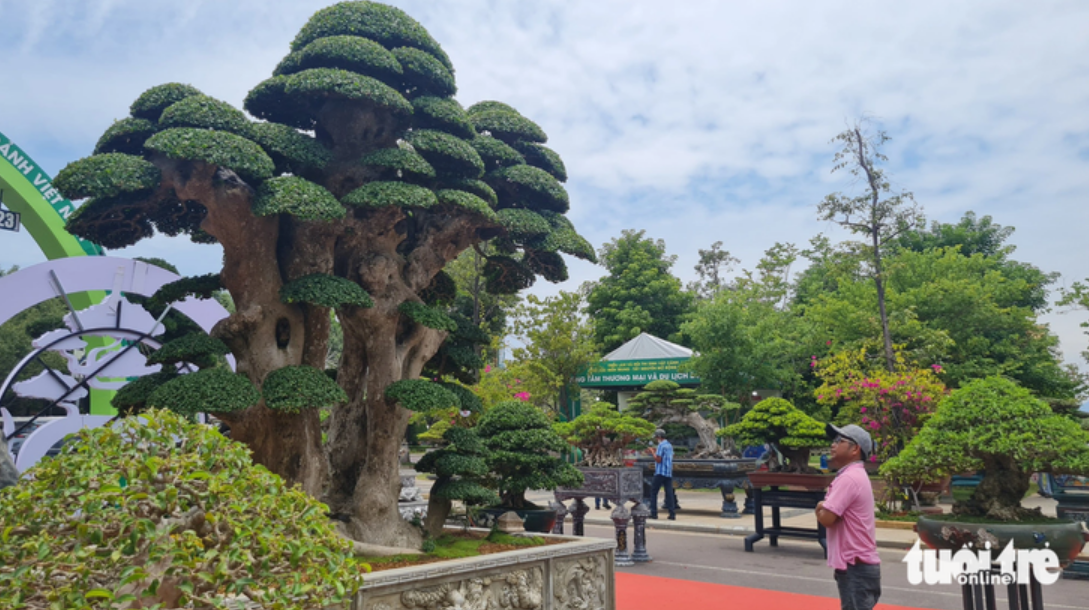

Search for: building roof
xmin=602 ymin=332 xmax=693 ymax=361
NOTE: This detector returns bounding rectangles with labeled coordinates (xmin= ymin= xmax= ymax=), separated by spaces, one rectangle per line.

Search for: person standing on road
xmin=815 ymin=424 xmax=881 ymax=610
xmin=648 ymin=428 xmax=676 ymax=520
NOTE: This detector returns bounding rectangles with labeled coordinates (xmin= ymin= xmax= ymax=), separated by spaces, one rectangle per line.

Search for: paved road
xmin=586 ymin=525 xmax=1089 ymax=610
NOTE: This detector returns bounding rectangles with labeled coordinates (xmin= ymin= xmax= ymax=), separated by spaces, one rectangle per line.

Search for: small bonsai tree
xmin=554 ymin=401 xmax=656 ymax=467
xmin=721 ymin=397 xmax=827 ymax=473
xmin=414 ymin=426 xmax=496 ymax=537
xmin=625 ymin=380 xmax=739 ymax=458
xmin=477 ymin=400 xmax=583 ymax=509
xmin=882 ymin=376 xmax=1089 ymax=521
xmin=0 ymin=409 xmax=363 ymax=609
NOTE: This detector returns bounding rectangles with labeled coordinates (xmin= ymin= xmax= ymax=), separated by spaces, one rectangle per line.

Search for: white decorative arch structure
xmin=1 ymin=257 xmax=230 ymax=472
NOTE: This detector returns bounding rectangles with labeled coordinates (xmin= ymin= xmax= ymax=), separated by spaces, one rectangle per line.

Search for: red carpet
xmin=616 ymin=573 xmax=928 ymax=610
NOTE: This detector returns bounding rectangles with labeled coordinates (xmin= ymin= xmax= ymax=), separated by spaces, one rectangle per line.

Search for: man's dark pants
xmin=834 ymin=563 xmax=881 ymax=610
xmin=650 ymin=474 xmax=676 ymax=517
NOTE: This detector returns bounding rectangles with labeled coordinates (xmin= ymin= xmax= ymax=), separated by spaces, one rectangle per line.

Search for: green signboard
xmin=575 ymin=358 xmax=699 ymax=388
xmin=0 ymin=130 xmax=104 ymax=259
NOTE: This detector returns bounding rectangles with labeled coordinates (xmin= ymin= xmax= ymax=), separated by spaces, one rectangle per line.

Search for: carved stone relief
xmin=365 ymin=567 xmax=544 ymax=610
xmin=553 ymin=556 xmax=606 ymax=610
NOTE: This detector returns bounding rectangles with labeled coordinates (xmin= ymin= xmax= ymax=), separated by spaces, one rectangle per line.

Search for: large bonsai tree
xmin=0 ymin=410 xmax=363 ymax=609
xmin=52 ymin=1 xmax=593 ymax=547
xmin=721 ymin=397 xmax=828 ymax=472
xmin=477 ymin=400 xmax=583 ymax=509
xmin=554 ymin=401 xmax=656 ymax=467
xmin=625 ymin=380 xmax=739 ymax=458
xmin=882 ymin=376 xmax=1089 ymax=521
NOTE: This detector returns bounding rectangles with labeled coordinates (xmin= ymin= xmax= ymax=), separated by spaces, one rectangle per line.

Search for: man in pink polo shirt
xmin=815 ymin=423 xmax=881 ymax=610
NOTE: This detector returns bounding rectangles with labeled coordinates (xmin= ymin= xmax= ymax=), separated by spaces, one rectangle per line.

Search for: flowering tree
xmin=814 ymin=348 xmax=945 ymax=463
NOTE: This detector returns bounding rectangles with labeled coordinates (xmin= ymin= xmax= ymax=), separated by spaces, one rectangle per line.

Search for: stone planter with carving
xmin=352 ymin=532 xmax=615 ymax=610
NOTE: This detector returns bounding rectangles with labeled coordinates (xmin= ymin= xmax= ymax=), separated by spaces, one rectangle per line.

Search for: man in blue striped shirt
xmin=648 ymin=429 xmax=676 ymax=520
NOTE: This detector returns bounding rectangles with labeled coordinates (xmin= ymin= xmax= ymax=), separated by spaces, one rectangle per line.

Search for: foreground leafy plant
xmin=0 ymin=410 xmax=364 ymax=609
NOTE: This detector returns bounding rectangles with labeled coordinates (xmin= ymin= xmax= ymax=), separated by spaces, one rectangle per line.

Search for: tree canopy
xmin=54 ymin=0 xmax=592 ymax=548
xmin=585 ymin=229 xmax=693 ymax=354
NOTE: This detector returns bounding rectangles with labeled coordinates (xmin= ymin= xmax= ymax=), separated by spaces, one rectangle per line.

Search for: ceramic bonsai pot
xmin=472 ymin=505 xmax=558 ymax=533
xmin=915 ymin=515 xmax=1088 ymax=567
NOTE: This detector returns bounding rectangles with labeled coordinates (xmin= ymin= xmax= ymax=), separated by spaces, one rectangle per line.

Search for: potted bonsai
xmin=553 ymin=402 xmax=655 ymax=504
xmin=625 ymin=380 xmax=739 ymax=458
xmin=414 ymin=426 xmax=498 ymax=538
xmin=721 ymin=397 xmax=830 ymax=489
xmin=555 ymin=401 xmax=656 ymax=467
xmin=474 ymin=400 xmax=584 ymax=532
xmin=882 ymin=376 xmax=1089 ymax=564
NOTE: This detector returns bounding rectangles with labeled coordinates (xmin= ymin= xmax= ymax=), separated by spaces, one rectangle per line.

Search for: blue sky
xmin=2 ymin=0 xmax=1088 ymax=374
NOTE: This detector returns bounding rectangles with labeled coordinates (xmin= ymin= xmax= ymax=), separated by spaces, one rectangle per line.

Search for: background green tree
xmin=413 ymin=426 xmax=496 ymax=537
xmin=687 ymin=240 xmax=738 ymax=301
xmin=51 ymin=1 xmax=593 ymax=547
xmin=507 ymin=291 xmax=598 ymax=418
xmin=585 ymin=229 xmax=693 ymax=353
xmin=817 ymin=122 xmax=924 ymax=373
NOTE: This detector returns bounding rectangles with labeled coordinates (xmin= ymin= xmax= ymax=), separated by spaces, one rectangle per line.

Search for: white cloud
xmin=2 ymin=0 xmax=1087 ymax=370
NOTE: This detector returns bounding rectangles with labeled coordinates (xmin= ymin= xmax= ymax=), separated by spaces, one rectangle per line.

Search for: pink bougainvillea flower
xmin=826 ymin=340 xmax=833 ymax=346
xmin=484 ymin=365 xmax=491 ymax=373
xmin=514 ymin=392 xmax=531 ymax=401
xmin=860 ymin=407 xmax=867 ymax=413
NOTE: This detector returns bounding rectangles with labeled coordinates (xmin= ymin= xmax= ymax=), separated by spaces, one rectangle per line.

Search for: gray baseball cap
xmin=825 ymin=423 xmax=873 ymax=459
xmin=654 ymin=429 xmax=667 ymax=438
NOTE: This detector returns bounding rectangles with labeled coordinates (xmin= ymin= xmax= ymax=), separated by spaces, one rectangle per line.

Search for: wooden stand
xmin=744 ymin=485 xmax=827 ymax=557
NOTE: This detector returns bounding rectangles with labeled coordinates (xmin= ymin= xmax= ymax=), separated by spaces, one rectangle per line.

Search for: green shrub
xmin=248 ymin=121 xmax=332 ymax=175
xmin=147 ymin=332 xmax=230 ymax=369
xmin=343 ymin=180 xmax=437 ymax=209
xmin=393 ymin=47 xmax=456 ymax=97
xmin=487 ymin=164 xmax=569 ymax=213
xmin=470 ymin=135 xmax=525 ymax=170
xmin=471 ymin=110 xmax=547 ymax=144
xmin=721 ymin=397 xmax=827 ymax=472
xmin=405 ymin=129 xmax=484 ymax=179
xmin=555 ymin=402 xmax=655 ymax=467
xmin=411 ymin=96 xmax=475 ymax=139
xmin=882 ymin=376 xmax=1089 ymax=520
xmin=94 ymin=117 xmax=159 ymax=155
xmin=477 ymin=400 xmax=583 ymax=509
xmin=0 ymin=410 xmax=364 ymax=609
xmin=384 ymin=379 xmax=460 ymax=412
xmin=398 ymin=301 xmax=457 ymax=331
xmin=148 ymin=368 xmax=261 ymax=417
xmin=275 ymin=35 xmax=403 ymax=84
xmin=159 ymin=94 xmax=254 ymax=137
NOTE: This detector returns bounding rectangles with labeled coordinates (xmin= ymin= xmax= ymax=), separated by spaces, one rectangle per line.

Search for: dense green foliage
xmin=399 ymin=301 xmax=457 ymax=331
xmin=435 ymin=189 xmax=497 ymax=220
xmin=291 ymin=1 xmax=452 ymax=69
xmin=94 ymin=117 xmax=159 ymax=155
xmin=470 ymin=110 xmax=547 ymax=144
xmin=554 ymin=402 xmax=655 ymax=467
xmin=148 ymin=368 xmax=261 ymax=417
xmin=343 ymin=180 xmax=438 ymax=209
xmin=159 ymin=94 xmax=254 ymax=137
xmin=262 ymin=365 xmax=348 ymax=413
xmin=488 ymin=164 xmax=569 ymax=213
xmin=150 ymin=273 xmax=222 ymax=308
xmin=392 ymin=46 xmax=456 ymax=96
xmin=144 ymin=128 xmax=274 ymax=183
xmin=253 ymin=176 xmax=345 ymax=221
xmin=130 ymin=82 xmax=204 ymax=120
xmin=413 ymin=427 xmax=496 ymax=536
xmin=586 ymin=229 xmax=694 ymax=353
xmin=280 ymin=274 xmax=374 ymax=309
xmin=882 ymin=377 xmax=1089 ymax=520
xmin=471 ymin=135 xmax=525 ymax=170
xmin=477 ymin=401 xmax=584 ymax=509
xmin=0 ymin=411 xmax=364 ymax=609
xmin=147 ymin=332 xmax=230 ymax=369
xmin=507 ymin=292 xmax=599 ymax=417
xmin=248 ymin=121 xmax=332 ymax=175
xmin=53 ymin=153 xmax=161 ymax=200
xmin=359 ymin=147 xmax=435 ymax=180
xmin=384 ymin=379 xmax=459 ymax=412
xmin=512 ymin=141 xmax=567 ymax=182
xmin=405 ymin=129 xmax=484 ymax=178
xmin=276 ymin=35 xmax=403 ymax=82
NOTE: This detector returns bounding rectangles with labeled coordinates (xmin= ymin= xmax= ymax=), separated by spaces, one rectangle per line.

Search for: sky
xmin=1 ymin=0 xmax=1088 ymax=374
